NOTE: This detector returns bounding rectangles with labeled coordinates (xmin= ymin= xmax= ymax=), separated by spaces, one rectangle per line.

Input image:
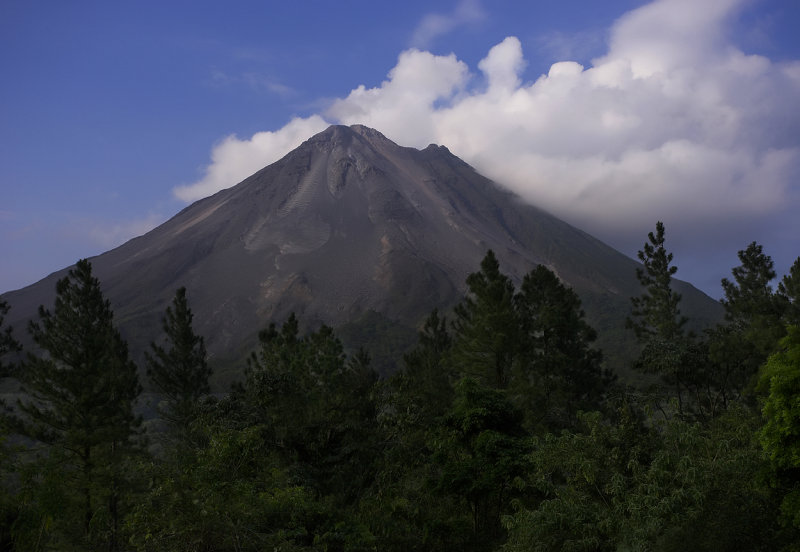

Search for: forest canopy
xmin=1 ymin=224 xmax=799 ymax=551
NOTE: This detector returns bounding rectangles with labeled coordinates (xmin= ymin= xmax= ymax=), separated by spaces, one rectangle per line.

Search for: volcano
xmin=2 ymin=125 xmax=721 ymax=375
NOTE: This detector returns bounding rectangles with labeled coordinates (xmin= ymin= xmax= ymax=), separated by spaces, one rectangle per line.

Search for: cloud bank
xmin=175 ymin=0 xmax=800 ymax=292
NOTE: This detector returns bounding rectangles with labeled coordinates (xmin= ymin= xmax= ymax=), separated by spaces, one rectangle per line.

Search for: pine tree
xmin=628 ymin=221 xmax=687 ymax=342
xmin=18 ymin=259 xmax=141 ymax=550
xmin=514 ymin=265 xmax=610 ymax=429
xmin=242 ymin=316 xmax=379 ymax=503
xmin=721 ymin=242 xmax=785 ymax=327
xmin=717 ymin=242 xmax=787 ymax=381
xmin=450 ymin=250 xmax=519 ymax=388
xmin=403 ymin=308 xmax=452 ymax=379
xmin=398 ymin=308 xmax=454 ymax=422
xmin=145 ymin=286 xmax=211 ymax=432
xmin=627 ymin=222 xmax=697 ymax=415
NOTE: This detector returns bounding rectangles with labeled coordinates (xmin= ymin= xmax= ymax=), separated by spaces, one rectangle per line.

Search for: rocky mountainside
xmin=2 ymin=125 xmax=721 ymax=375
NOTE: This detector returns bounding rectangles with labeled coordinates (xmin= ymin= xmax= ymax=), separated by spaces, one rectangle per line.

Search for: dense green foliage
xmin=759 ymin=325 xmax=800 ymax=530
xmin=9 ymin=260 xmax=142 ymax=550
xmin=2 ymin=238 xmax=800 ymax=550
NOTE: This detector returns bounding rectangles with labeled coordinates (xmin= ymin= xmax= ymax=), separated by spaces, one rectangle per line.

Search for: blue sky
xmin=2 ymin=0 xmax=799 ymax=297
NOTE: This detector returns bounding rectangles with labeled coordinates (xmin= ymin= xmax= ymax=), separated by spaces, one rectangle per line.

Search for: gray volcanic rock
xmin=2 ymin=125 xmax=721 ymax=374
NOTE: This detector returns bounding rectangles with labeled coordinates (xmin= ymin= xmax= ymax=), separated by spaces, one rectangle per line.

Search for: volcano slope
xmin=2 ymin=125 xmax=721 ymax=377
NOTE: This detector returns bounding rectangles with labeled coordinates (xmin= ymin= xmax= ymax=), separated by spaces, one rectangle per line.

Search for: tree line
xmin=1 ymin=222 xmax=799 ymax=551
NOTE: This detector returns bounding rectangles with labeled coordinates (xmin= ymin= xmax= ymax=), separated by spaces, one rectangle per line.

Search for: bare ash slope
xmin=3 ymin=125 xmax=721 ymax=369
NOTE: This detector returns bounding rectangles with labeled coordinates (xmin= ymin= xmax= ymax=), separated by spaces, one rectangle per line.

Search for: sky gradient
xmin=2 ymin=0 xmax=799 ymax=297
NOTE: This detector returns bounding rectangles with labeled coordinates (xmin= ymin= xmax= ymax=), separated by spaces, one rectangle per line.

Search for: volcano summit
xmin=2 ymin=125 xmax=719 ymax=373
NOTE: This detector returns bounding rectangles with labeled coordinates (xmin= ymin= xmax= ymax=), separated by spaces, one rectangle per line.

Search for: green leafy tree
xmin=126 ymin=424 xmax=325 ymax=552
xmin=145 ymin=286 xmax=211 ymax=433
xmin=451 ymin=251 xmax=519 ymax=388
xmin=431 ymin=377 xmax=530 ymax=552
xmin=503 ymin=404 xmax=784 ymax=551
xmin=759 ymin=325 xmax=800 ymax=530
xmin=16 ymin=259 xmax=142 ymax=550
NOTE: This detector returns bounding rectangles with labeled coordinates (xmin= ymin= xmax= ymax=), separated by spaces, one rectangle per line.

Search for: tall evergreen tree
xmin=627 ymin=222 xmax=698 ymax=415
xmin=514 ymin=265 xmax=610 ymax=429
xmin=17 ymin=259 xmax=141 ymax=550
xmin=714 ymin=242 xmax=787 ymax=387
xmin=628 ymin=221 xmax=687 ymax=342
xmin=145 ymin=286 xmax=210 ymax=432
xmin=721 ymin=242 xmax=785 ymax=331
xmin=398 ymin=308 xmax=454 ymax=422
xmin=241 ymin=316 xmax=379 ymax=503
xmin=403 ymin=308 xmax=452 ymax=380
xmin=450 ymin=251 xmax=518 ymax=388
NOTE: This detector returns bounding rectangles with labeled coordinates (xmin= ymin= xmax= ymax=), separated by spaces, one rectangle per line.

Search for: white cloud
xmin=174 ymin=0 xmax=800 ymax=294
xmin=601 ymin=0 xmax=740 ymax=78
xmin=410 ymin=0 xmax=486 ymax=48
xmin=327 ymin=49 xmax=469 ymax=146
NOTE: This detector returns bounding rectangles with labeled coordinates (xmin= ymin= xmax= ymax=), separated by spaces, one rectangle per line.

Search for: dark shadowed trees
xmin=432 ymin=376 xmax=530 ymax=552
xmin=239 ymin=316 xmax=379 ymax=504
xmin=16 ymin=259 xmax=142 ymax=550
xmin=711 ymin=242 xmax=787 ymax=397
xmin=721 ymin=242 xmax=786 ymax=353
xmin=514 ymin=265 xmax=611 ymax=430
xmin=450 ymin=252 xmax=609 ymax=431
xmin=398 ymin=308 xmax=454 ymax=423
xmin=0 ymin=300 xmax=22 ymax=550
xmin=0 ymin=300 xmax=21 ymax=377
